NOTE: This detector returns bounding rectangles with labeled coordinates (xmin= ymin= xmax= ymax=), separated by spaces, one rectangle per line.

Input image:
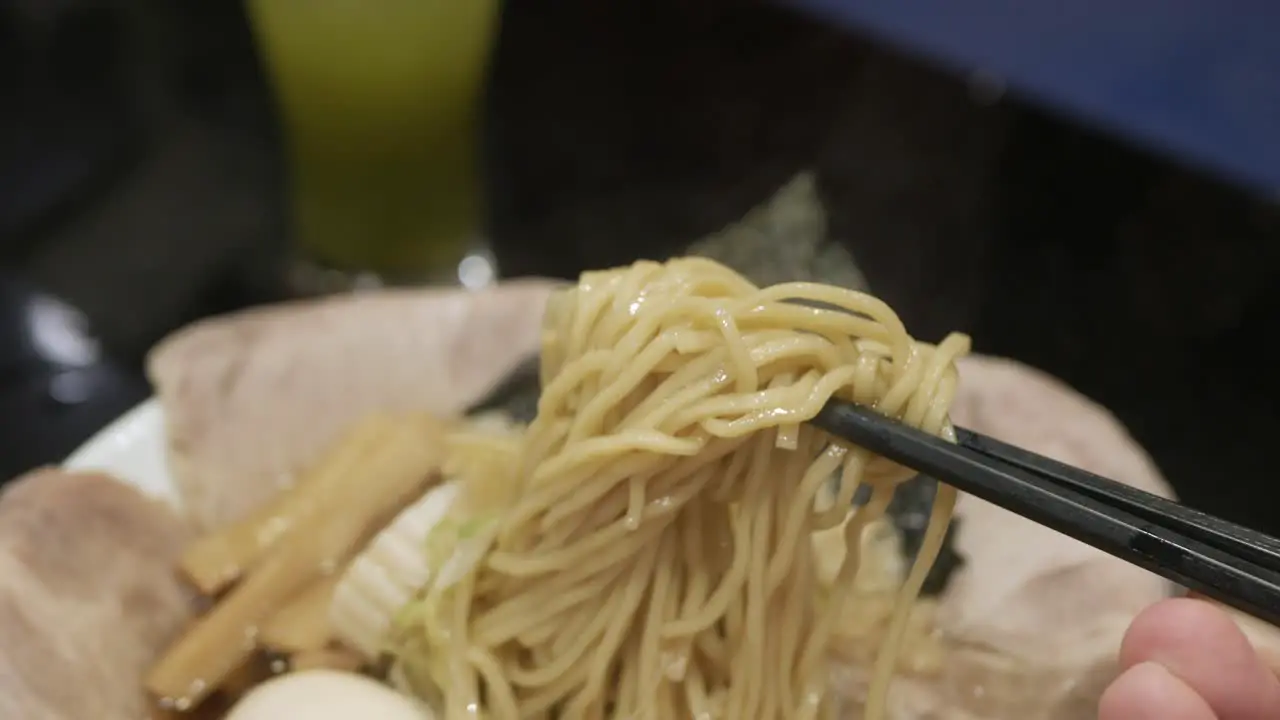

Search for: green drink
xmin=247 ymin=0 xmax=498 ymax=283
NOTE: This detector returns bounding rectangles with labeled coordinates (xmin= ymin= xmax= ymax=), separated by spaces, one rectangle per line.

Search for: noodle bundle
xmin=394 ymin=257 xmax=970 ymax=719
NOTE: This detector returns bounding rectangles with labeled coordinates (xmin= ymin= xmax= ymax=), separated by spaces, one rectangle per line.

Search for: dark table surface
xmin=0 ymin=275 xmax=148 ymax=477
xmin=0 ymin=110 xmax=286 ymax=479
xmin=0 ymin=0 xmax=284 ymax=479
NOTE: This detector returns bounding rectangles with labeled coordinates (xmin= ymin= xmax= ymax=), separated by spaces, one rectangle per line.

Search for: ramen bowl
xmin=0 ymin=280 xmax=1256 ymax=719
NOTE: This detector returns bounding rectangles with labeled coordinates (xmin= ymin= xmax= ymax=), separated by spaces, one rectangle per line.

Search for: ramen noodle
xmin=388 ymin=257 xmax=968 ymax=719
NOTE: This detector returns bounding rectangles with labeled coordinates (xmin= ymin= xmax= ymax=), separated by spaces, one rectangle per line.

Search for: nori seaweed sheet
xmin=858 ymin=476 xmax=964 ymax=596
xmin=470 ymin=354 xmax=541 ymax=425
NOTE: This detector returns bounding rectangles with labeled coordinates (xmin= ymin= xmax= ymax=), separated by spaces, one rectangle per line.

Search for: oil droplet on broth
xmin=243 ymin=624 xmax=259 ymax=650
xmin=160 ymin=678 xmax=206 ymax=712
xmin=660 ymin=650 xmax=689 ymax=681
xmin=257 ymin=516 xmax=290 ymax=546
xmin=648 ymin=495 xmax=674 ymax=511
xmin=218 ymin=561 xmax=239 ymax=584
xmin=801 ymin=685 xmax=824 ymax=712
xmin=759 ymin=406 xmax=795 ymax=422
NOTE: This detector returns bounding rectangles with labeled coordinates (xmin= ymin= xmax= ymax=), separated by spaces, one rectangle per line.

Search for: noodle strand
xmin=393 ymin=258 xmax=968 ymax=720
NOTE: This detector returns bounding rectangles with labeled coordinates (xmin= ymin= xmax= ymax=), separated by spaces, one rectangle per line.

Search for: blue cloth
xmin=796 ymin=0 xmax=1280 ymax=191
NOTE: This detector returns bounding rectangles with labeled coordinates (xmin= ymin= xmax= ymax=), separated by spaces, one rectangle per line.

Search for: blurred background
xmin=2 ymin=0 xmax=1278 ymax=532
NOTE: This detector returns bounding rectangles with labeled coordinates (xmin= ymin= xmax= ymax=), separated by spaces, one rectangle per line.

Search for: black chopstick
xmin=952 ymin=427 xmax=1280 ymax=577
xmin=810 ymin=399 xmax=1280 ymax=627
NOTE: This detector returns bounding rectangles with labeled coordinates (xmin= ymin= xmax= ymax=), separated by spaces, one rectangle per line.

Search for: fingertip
xmin=1119 ymin=597 xmax=1280 ymax=718
xmin=1119 ymin=597 xmax=1240 ymax=669
xmin=1099 ymin=662 xmax=1216 ymax=720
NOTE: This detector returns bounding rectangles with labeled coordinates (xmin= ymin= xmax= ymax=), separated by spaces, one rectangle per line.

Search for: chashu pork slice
xmin=846 ymin=356 xmax=1277 ymax=719
xmin=847 ymin=355 xmax=1174 ymax=719
xmin=0 ymin=468 xmax=195 ymax=720
xmin=146 ymin=280 xmax=558 ymax=530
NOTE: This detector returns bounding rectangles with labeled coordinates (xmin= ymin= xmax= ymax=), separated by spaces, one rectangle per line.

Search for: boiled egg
xmin=225 ymin=670 xmax=433 ymax=720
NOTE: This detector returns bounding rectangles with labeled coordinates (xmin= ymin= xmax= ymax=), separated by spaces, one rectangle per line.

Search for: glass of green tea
xmin=247 ymin=0 xmax=499 ymax=290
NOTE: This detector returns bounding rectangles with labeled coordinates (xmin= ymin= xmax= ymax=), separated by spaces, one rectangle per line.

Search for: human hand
xmin=1098 ymin=597 xmax=1280 ymax=719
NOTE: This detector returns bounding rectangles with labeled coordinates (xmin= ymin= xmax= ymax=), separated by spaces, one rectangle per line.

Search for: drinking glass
xmin=247 ymin=0 xmax=499 ymax=289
